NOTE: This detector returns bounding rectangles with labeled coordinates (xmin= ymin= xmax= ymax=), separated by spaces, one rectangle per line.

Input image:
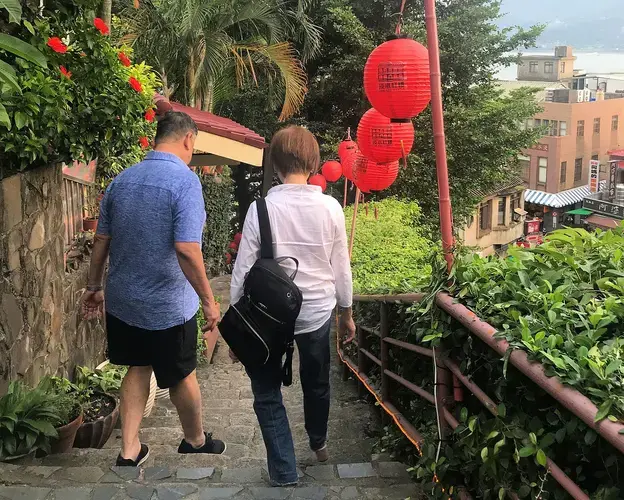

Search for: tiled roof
xmin=154 ymin=95 xmax=267 ymax=149
xmin=524 ymin=181 xmax=607 ymax=208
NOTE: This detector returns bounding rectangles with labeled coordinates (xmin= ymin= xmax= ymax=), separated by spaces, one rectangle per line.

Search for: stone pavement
xmin=0 ymin=277 xmax=422 ymax=499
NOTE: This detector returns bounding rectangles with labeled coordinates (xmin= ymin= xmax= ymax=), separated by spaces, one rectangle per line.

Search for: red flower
xmin=144 ymin=109 xmax=156 ymax=122
xmin=139 ymin=136 xmax=150 ymax=149
xmin=47 ymin=37 xmax=68 ymax=54
xmin=128 ymin=77 xmax=143 ymax=93
xmin=118 ymin=52 xmax=131 ymax=67
xmin=93 ymin=18 xmax=110 ymax=35
xmin=59 ymin=65 xmax=72 ymax=79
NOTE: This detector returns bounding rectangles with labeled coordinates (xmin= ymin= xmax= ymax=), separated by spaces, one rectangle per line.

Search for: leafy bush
xmin=0 ymin=380 xmax=63 ymax=459
xmin=345 ymin=198 xmax=434 ymax=294
xmin=0 ymin=0 xmax=157 ymax=179
xmin=201 ymin=170 xmax=234 ymax=276
xmin=372 ymin=225 xmax=624 ymax=498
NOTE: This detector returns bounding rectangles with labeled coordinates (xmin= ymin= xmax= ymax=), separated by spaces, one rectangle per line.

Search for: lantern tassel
xmin=374 ymin=205 xmax=379 ymax=220
xmin=395 ymin=0 xmax=408 ymax=35
xmin=365 ymin=202 xmax=369 ymax=217
xmin=400 ymin=139 xmax=408 ymax=169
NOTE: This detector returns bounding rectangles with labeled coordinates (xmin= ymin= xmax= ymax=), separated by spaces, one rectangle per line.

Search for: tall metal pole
xmin=424 ymin=0 xmax=454 ymax=442
xmin=348 ymin=188 xmax=361 ymax=258
xmin=424 ymin=0 xmax=454 ymax=271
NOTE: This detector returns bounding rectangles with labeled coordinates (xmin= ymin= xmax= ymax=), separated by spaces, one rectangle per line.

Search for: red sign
xmin=526 ymin=220 xmax=541 ymax=234
xmin=531 ymin=143 xmax=549 ymax=152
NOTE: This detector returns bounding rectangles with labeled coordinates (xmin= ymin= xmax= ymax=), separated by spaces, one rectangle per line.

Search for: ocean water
xmin=496 ymin=51 xmax=624 ymax=81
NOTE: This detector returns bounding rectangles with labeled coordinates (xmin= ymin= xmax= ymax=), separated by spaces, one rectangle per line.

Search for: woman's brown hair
xmin=268 ymin=126 xmax=320 ymax=177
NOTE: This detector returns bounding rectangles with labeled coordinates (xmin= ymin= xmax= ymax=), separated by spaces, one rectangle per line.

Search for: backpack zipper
xmin=231 ymin=304 xmax=270 ymax=365
xmin=251 ymin=301 xmax=286 ymax=325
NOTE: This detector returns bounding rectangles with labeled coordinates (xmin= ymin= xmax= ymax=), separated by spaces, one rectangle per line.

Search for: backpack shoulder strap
xmin=256 ymin=198 xmax=274 ymax=260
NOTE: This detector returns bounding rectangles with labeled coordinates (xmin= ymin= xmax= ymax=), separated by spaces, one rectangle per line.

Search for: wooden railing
xmin=338 ymin=293 xmax=624 ymax=500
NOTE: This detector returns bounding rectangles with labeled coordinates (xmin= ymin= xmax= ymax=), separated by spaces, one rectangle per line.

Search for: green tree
xmin=122 ymin=0 xmax=319 ymax=119
xmin=301 ymin=0 xmax=544 ymax=225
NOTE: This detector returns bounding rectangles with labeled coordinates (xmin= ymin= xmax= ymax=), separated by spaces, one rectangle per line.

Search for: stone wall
xmin=0 ymin=165 xmax=106 ymax=393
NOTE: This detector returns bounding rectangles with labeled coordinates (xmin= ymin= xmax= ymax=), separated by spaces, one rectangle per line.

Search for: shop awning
xmin=524 ymin=181 xmax=607 ymax=208
xmin=585 ymin=214 xmax=622 ymax=230
xmin=566 ymin=208 xmax=592 ymax=215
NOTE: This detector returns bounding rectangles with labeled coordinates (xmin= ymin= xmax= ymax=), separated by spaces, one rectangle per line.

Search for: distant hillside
xmin=499 ymin=0 xmax=624 ymax=50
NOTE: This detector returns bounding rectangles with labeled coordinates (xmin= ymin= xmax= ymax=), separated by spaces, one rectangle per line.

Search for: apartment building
xmin=517 ymin=46 xmax=576 ymax=83
xmin=520 ymin=97 xmax=624 ymax=193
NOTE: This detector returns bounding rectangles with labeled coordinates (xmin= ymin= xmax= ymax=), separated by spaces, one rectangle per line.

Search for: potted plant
xmin=0 ymin=379 xmax=82 ymax=461
xmin=83 ymin=186 xmax=101 ymax=232
xmin=53 ymin=366 xmax=123 ymax=449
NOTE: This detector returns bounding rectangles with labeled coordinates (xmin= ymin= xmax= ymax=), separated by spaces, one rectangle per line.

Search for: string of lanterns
xmin=309 ymin=33 xmax=431 ymax=197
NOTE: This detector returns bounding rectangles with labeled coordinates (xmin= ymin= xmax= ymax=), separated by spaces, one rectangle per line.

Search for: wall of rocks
xmin=0 ymin=165 xmax=106 ymax=394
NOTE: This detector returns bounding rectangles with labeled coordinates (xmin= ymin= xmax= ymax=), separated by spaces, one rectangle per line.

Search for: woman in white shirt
xmin=230 ymin=126 xmax=356 ymax=486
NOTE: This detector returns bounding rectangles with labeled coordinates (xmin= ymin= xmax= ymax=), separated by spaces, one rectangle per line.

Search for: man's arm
xmin=174 ymin=242 xmax=219 ymax=331
xmin=88 ymin=234 xmax=112 ymax=287
xmin=173 ymin=177 xmax=219 ymax=332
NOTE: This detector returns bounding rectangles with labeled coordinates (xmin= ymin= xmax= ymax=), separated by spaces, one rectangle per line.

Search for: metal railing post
xmin=380 ymin=302 xmax=390 ymax=425
xmin=357 ymin=325 xmax=367 ymax=397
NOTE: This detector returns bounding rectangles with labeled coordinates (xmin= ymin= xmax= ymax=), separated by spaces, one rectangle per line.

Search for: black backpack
xmin=219 ymin=198 xmax=303 ymax=386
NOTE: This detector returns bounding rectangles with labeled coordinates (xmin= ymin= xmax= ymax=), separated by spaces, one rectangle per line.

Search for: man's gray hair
xmin=155 ymin=111 xmax=198 ymax=145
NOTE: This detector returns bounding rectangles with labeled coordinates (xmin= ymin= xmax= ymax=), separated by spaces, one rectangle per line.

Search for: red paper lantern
xmin=363 ymin=36 xmax=431 ymax=120
xmin=353 ymin=153 xmax=399 ymax=193
xmin=321 ymin=160 xmax=343 ymax=182
xmin=338 ymin=139 xmax=358 ymax=163
xmin=357 ymin=108 xmax=414 ymax=163
xmin=341 ymin=149 xmax=358 ymax=181
xmin=234 ymin=232 xmax=243 ymax=246
xmin=309 ymin=174 xmax=327 ymax=192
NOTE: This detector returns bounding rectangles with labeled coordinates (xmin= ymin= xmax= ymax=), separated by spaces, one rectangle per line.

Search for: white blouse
xmin=230 ymin=184 xmax=353 ymax=334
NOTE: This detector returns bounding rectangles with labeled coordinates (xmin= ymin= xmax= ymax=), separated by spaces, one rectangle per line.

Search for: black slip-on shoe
xmin=178 ymin=432 xmax=227 ymax=455
xmin=115 ymin=444 xmax=150 ymax=467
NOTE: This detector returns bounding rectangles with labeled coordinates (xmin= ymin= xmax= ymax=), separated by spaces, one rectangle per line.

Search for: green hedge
xmin=345 ymin=198 xmax=435 ymax=295
xmin=200 ymin=170 xmax=234 ymax=277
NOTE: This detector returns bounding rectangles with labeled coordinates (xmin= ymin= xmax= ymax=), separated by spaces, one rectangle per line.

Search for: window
xmin=497 ymin=198 xmax=506 ymax=226
xmin=534 ymin=119 xmax=542 ymax=128
xmin=518 ymin=154 xmax=530 ymax=181
xmin=511 ymin=193 xmax=522 ymax=222
xmin=544 ymin=62 xmax=554 ymax=74
xmin=559 ymin=121 xmax=567 ymax=136
xmin=577 ymin=120 xmax=585 ymax=137
xmin=560 ymin=161 xmax=567 ymax=184
xmin=538 ymin=157 xmax=548 ymax=184
xmin=574 ymin=158 xmax=583 ymax=182
xmin=550 ymin=121 xmax=559 ymax=136
xmin=613 ymin=115 xmax=619 ymax=131
xmin=594 ymin=118 xmax=601 ymax=134
xmin=479 ymin=201 xmax=492 ymax=232
xmin=529 ymin=61 xmax=538 ymax=73
xmin=561 ymin=61 xmax=566 ymax=73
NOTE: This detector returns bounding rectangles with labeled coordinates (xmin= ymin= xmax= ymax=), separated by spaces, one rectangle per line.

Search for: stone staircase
xmin=0 ymin=277 xmax=422 ymax=499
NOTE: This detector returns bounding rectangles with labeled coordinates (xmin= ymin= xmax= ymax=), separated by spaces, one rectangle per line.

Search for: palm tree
xmin=122 ymin=0 xmax=321 ymax=120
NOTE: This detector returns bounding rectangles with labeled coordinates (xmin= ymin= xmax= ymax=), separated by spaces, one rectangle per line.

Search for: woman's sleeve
xmin=330 ymin=206 xmax=353 ymax=308
xmin=230 ymin=202 xmax=261 ymax=305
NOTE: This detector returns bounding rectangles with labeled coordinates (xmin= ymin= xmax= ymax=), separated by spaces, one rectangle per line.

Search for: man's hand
xmin=82 ymin=290 xmax=105 ymax=320
xmin=201 ymin=300 xmax=220 ymax=333
xmin=339 ymin=309 xmax=356 ymax=344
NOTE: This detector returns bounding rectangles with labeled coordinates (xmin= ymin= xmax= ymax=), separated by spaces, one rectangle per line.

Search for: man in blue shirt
xmin=82 ymin=111 xmax=226 ymax=466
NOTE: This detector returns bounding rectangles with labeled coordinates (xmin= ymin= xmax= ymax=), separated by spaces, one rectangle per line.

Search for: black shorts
xmin=106 ymin=314 xmax=198 ymax=389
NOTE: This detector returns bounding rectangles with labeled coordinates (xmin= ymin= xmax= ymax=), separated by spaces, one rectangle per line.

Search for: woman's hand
xmin=339 ymin=308 xmax=356 ymax=344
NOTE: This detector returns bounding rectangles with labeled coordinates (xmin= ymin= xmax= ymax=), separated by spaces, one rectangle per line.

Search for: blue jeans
xmin=247 ymin=319 xmax=331 ymax=485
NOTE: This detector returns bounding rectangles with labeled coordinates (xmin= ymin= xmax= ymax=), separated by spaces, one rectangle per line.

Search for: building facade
xmin=517 ymin=46 xmax=576 ymax=83
xmin=459 ymin=181 xmax=526 ymax=256
xmin=520 ymin=97 xmax=624 ymax=193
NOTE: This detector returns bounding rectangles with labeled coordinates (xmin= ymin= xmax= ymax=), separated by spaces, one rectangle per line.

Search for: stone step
xmin=0 ymin=460 xmax=420 ymax=499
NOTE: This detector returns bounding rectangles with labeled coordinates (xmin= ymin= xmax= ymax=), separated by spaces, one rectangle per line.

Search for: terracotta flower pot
xmin=83 ymin=218 xmax=98 ymax=232
xmin=73 ymin=394 xmax=119 ymax=449
xmin=51 ymin=411 xmax=83 ymax=454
